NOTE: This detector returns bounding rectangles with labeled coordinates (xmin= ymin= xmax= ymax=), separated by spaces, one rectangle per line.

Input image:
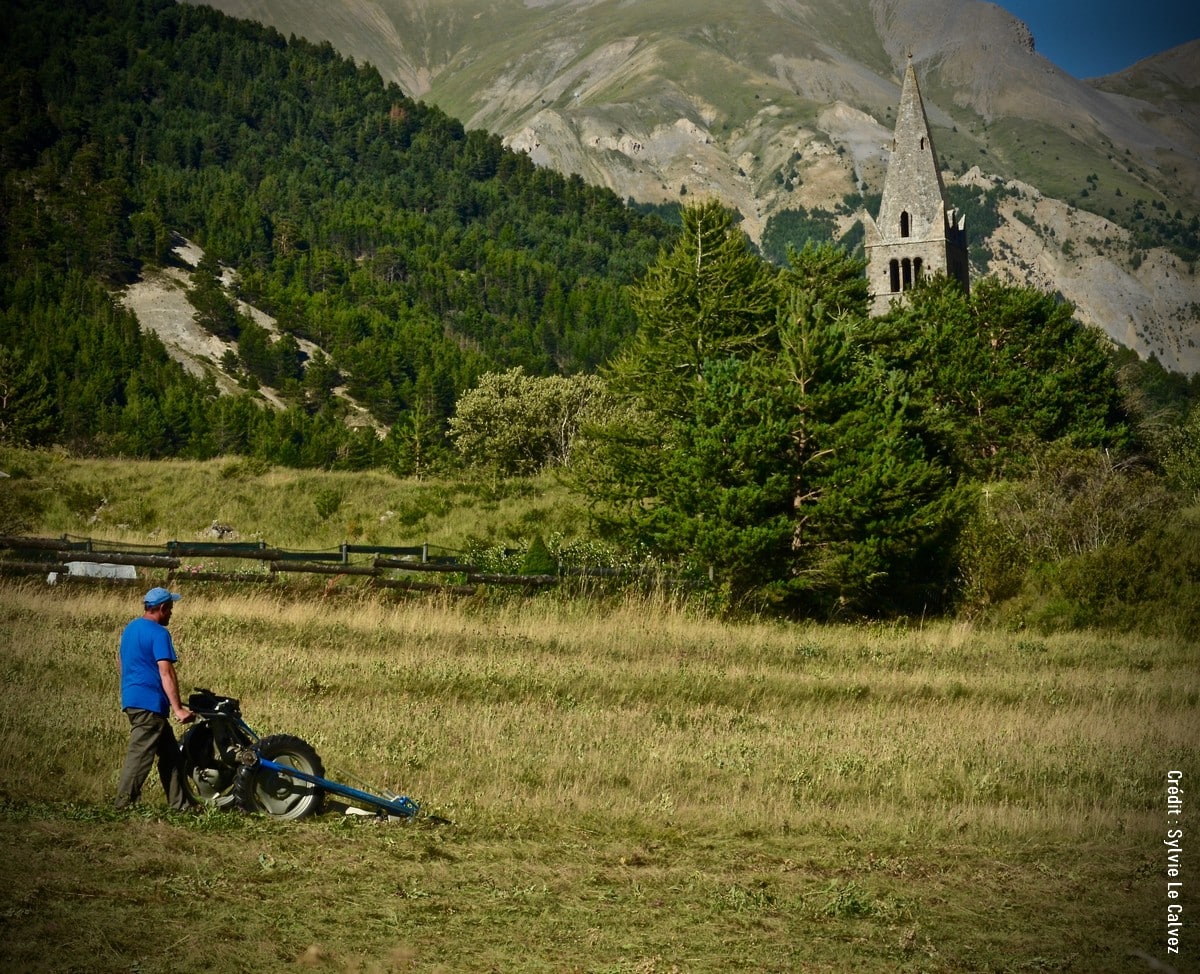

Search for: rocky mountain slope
xmin=121 ymin=237 xmax=381 ymax=430
xmin=185 ymin=0 xmax=1200 ymax=373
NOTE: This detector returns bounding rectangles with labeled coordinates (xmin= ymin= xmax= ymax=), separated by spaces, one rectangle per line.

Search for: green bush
xmin=0 ymin=475 xmax=44 ymax=535
xmin=954 ymin=489 xmax=1028 ymax=609
xmin=997 ymin=505 xmax=1200 ymax=635
xmin=520 ymin=534 xmax=557 ymax=575
xmin=957 ymin=446 xmax=1189 ymax=630
xmin=312 ymin=487 xmax=343 ymax=521
xmin=62 ymin=483 xmax=108 ymax=522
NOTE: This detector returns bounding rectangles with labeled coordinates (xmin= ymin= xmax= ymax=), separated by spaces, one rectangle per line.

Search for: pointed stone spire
xmin=864 ymin=57 xmax=969 ymax=315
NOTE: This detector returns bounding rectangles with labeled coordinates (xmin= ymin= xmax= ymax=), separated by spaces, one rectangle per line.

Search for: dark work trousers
xmin=114 ymin=708 xmax=191 ymax=811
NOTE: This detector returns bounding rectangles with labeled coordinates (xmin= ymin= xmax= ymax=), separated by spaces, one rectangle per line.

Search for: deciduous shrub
xmin=449 ymin=369 xmax=612 ymax=476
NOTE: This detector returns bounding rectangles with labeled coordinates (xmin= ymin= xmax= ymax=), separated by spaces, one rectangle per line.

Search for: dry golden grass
xmin=0 ymin=579 xmax=1195 ymax=972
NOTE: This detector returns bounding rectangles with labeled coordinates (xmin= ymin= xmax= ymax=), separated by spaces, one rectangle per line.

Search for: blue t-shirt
xmin=119 ymin=616 xmax=178 ymax=714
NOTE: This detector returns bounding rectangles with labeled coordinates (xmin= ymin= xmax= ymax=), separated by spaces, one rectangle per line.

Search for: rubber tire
xmin=235 ymin=734 xmax=326 ymax=820
xmin=180 ymin=724 xmax=237 ymax=807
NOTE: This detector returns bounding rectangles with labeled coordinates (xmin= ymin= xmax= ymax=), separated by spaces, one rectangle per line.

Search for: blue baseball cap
xmin=144 ymin=587 xmax=181 ymax=607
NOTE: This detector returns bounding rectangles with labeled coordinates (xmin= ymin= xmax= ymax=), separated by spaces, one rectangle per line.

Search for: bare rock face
xmin=970 ymin=171 xmax=1200 ymax=375
xmin=207 ymin=521 xmax=237 ymax=540
xmin=1009 ymin=17 xmax=1035 ymax=55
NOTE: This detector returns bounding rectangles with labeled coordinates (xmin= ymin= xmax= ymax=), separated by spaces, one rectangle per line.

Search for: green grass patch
xmin=0 ymin=447 xmax=585 ymax=555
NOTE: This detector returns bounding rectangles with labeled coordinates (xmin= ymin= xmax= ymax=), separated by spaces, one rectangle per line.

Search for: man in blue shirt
xmin=114 ymin=587 xmax=196 ymax=811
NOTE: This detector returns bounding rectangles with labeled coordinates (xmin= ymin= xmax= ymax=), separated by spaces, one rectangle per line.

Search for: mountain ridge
xmin=187 ymin=0 xmax=1200 ymax=373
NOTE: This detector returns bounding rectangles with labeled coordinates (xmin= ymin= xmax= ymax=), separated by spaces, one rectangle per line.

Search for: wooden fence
xmin=0 ymin=535 xmax=573 ymax=596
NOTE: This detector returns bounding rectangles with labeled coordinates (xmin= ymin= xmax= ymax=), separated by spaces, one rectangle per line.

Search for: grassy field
xmin=0 ymin=449 xmax=591 ymax=555
xmin=0 ymin=578 xmax=1195 ymax=973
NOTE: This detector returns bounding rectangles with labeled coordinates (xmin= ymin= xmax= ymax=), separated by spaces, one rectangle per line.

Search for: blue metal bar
xmin=257 ymin=757 xmax=419 ymax=817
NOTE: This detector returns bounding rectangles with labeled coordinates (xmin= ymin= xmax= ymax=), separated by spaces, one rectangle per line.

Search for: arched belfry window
xmin=889 ymin=259 xmax=900 ymax=293
xmin=914 ymin=257 xmax=924 ymax=281
xmin=902 ymin=258 xmax=912 ymax=289
xmin=900 ymin=211 xmax=910 ymax=238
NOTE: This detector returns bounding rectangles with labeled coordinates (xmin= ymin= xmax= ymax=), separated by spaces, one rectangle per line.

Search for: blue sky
xmin=999 ymin=0 xmax=1200 ymax=78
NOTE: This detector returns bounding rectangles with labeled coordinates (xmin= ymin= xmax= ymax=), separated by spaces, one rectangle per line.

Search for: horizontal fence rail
xmin=0 ymin=535 xmax=655 ymax=596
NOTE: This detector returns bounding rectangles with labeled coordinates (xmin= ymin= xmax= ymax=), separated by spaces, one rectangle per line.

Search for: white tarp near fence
xmin=47 ymin=561 xmax=139 ymax=584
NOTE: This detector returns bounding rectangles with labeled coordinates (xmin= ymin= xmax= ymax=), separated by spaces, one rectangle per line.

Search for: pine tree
xmin=873 ymin=277 xmax=1131 ymax=478
xmin=585 ymin=223 xmax=965 ymax=614
xmin=187 ymin=253 xmax=240 ymax=341
xmin=606 ymin=200 xmax=777 ymax=419
xmin=0 ymin=346 xmax=55 ymax=446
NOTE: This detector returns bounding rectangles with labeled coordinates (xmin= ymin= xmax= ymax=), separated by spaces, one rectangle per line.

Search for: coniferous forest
xmin=0 ymin=0 xmax=675 ymax=465
xmin=3 ymin=0 xmax=1199 ymax=623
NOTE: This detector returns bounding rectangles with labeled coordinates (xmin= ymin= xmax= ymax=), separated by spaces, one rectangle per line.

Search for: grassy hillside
xmin=0 ymin=581 xmax=1194 ymax=971
xmin=195 ymin=0 xmax=1200 ymax=224
xmin=0 ymin=447 xmax=588 ymax=557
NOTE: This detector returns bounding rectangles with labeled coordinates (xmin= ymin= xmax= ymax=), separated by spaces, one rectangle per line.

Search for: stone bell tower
xmin=865 ymin=57 xmax=969 ymax=316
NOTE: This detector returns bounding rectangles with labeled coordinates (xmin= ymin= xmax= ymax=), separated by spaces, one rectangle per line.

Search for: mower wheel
xmin=235 ymin=734 xmax=326 ymax=820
